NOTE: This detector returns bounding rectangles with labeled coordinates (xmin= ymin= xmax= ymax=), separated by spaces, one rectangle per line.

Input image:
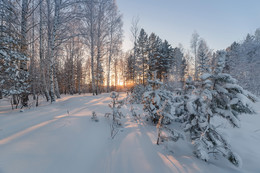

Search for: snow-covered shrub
xmin=156 ymin=101 xmax=184 ymax=145
xmin=110 ymin=91 xmax=119 ymax=99
xmin=129 ymin=84 xmax=145 ymax=104
xmin=130 ymin=105 xmax=140 ymax=120
xmin=109 ymin=92 xmax=124 ymax=123
xmin=91 ymin=111 xmax=99 ymax=122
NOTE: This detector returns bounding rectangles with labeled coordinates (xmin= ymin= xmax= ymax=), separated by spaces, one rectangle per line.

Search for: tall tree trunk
xmin=143 ymin=53 xmax=145 ymax=85
xmin=107 ymin=49 xmax=112 ymax=93
xmin=90 ymin=0 xmax=96 ymax=95
xmin=31 ymin=0 xmax=36 ymax=100
xmin=77 ymin=58 xmax=81 ymax=94
xmin=70 ymin=38 xmax=75 ymax=94
xmin=107 ymin=17 xmax=113 ymax=93
xmin=54 ymin=65 xmax=61 ymax=98
xmin=96 ymin=40 xmax=101 ymax=95
xmin=114 ymin=58 xmax=117 ymax=90
xmin=96 ymin=2 xmax=102 ymax=95
xmin=48 ymin=0 xmax=61 ymax=102
xmin=39 ymin=0 xmax=50 ymax=101
xmin=133 ymin=43 xmax=136 ymax=83
xmin=20 ymin=0 xmax=29 ymax=107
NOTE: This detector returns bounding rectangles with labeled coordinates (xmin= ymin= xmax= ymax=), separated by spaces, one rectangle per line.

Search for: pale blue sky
xmin=117 ymin=0 xmax=260 ymax=52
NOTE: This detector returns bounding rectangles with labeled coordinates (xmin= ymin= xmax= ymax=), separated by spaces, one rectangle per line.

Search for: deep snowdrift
xmin=0 ymin=93 xmax=259 ymax=173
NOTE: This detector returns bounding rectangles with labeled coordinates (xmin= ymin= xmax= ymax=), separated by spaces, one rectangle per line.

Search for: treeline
xmin=0 ymin=0 xmax=123 ymax=107
xmin=126 ymin=27 xmax=260 ymax=96
xmin=125 ymin=28 xmax=215 ymax=91
xmin=125 ymin=27 xmax=188 ymax=88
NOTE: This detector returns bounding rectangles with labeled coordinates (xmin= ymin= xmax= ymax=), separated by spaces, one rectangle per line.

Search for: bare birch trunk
xmin=54 ymin=66 xmax=61 ymax=98
xmin=48 ymin=0 xmax=61 ymax=102
xmin=20 ymin=0 xmax=29 ymax=107
xmin=90 ymin=0 xmax=96 ymax=95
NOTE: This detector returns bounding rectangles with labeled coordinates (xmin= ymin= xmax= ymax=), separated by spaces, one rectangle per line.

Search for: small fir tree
xmin=143 ymin=73 xmax=183 ymax=145
xmin=180 ymin=50 xmax=257 ymax=167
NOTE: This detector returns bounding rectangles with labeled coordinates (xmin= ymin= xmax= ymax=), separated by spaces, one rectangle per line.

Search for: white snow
xmin=0 ymin=93 xmax=260 ymax=173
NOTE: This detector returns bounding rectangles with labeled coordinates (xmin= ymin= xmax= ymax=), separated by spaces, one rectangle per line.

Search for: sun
xmin=119 ymin=81 xmax=124 ymax=86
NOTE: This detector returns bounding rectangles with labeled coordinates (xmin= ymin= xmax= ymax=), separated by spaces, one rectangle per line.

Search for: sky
xmin=117 ymin=0 xmax=260 ymax=52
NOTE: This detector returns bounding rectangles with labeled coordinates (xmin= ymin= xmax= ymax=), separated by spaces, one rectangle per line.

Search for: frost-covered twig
xmin=106 ymin=92 xmax=124 ymax=139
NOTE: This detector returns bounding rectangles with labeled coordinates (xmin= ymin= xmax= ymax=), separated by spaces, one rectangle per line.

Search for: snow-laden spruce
xmin=177 ymin=50 xmax=257 ymax=167
xmin=0 ymin=26 xmax=29 ymax=108
xmin=174 ymin=76 xmax=196 ymax=122
xmin=143 ymin=75 xmax=183 ymax=145
xmin=128 ymin=84 xmax=146 ymax=104
xmin=143 ymin=77 xmax=174 ymax=123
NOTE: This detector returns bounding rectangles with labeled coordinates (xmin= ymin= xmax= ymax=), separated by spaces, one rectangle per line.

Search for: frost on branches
xmin=179 ymin=50 xmax=257 ymax=167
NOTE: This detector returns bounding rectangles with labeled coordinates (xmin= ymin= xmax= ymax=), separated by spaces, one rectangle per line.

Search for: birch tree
xmin=39 ymin=0 xmax=50 ymax=101
xmin=20 ymin=0 xmax=30 ymax=106
xmin=106 ymin=3 xmax=122 ymax=92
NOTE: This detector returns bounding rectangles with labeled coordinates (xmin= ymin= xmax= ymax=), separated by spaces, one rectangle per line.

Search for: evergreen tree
xmin=147 ymin=33 xmax=161 ymax=80
xmin=211 ymin=50 xmax=257 ymax=127
xmin=142 ymin=73 xmax=183 ymax=145
xmin=174 ymin=76 xmax=195 ymax=122
xmin=157 ymin=40 xmax=174 ymax=81
xmin=179 ymin=50 xmax=257 ymax=167
xmin=136 ymin=28 xmax=148 ymax=84
xmin=0 ymin=36 xmax=29 ymax=100
xmin=126 ymin=54 xmax=135 ymax=83
xmin=0 ymin=0 xmax=29 ymax=107
xmin=143 ymin=73 xmax=175 ymax=123
xmin=197 ymin=39 xmax=211 ymax=78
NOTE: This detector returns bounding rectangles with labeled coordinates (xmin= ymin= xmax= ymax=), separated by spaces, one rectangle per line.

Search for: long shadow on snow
xmin=0 ymin=94 xmax=111 ymax=146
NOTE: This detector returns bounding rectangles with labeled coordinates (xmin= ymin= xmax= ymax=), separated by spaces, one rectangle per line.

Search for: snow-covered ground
xmin=0 ymin=93 xmax=259 ymax=173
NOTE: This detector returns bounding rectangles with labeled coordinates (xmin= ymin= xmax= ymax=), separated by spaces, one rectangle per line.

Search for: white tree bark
xmin=48 ymin=0 xmax=61 ymax=102
xmin=20 ymin=0 xmax=29 ymax=106
xmin=39 ymin=0 xmax=50 ymax=101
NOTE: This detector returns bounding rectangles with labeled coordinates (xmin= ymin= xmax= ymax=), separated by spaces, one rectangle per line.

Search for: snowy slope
xmin=0 ymin=93 xmax=259 ymax=173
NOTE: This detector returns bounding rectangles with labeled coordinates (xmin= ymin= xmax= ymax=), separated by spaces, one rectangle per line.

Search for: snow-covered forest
xmin=0 ymin=0 xmax=260 ymax=173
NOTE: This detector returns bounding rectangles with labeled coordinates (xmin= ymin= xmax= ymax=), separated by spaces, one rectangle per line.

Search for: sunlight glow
xmin=119 ymin=81 xmax=124 ymax=86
